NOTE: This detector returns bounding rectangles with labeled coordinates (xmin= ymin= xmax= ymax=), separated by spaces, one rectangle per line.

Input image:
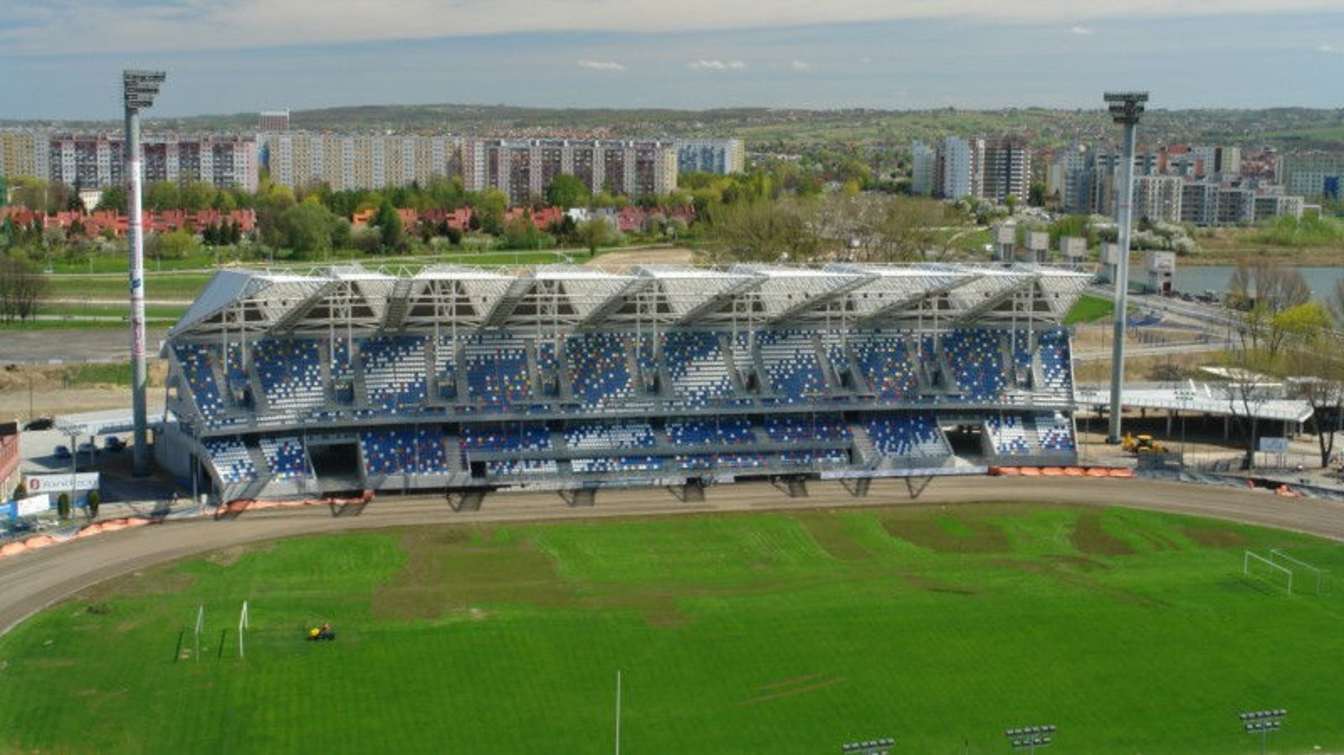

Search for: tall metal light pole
xmin=123 ymin=69 xmax=166 ymax=476
xmin=1103 ymin=91 xmax=1148 ymax=443
xmin=1239 ymin=709 xmax=1285 ymax=755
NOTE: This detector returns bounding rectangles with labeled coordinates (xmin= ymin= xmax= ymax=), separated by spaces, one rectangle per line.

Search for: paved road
xmin=4 ymin=476 xmax=1344 ymax=637
xmin=0 ymin=328 xmax=170 ymax=363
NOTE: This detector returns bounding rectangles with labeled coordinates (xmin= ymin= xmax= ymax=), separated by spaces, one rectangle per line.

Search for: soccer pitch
xmin=2 ymin=503 xmax=1342 ymax=754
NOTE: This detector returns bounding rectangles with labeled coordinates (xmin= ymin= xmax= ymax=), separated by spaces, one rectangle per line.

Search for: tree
xmin=576 ymin=217 xmax=613 ymax=255
xmin=704 ymin=199 xmax=822 ymax=264
xmin=57 ymin=492 xmax=70 ymax=520
xmin=96 ymin=186 xmax=127 ymax=213
xmin=9 ymin=177 xmax=51 ymax=213
xmin=148 ymin=230 xmax=198 ymax=261
xmin=1330 ymin=278 xmax=1344 ymax=328
xmin=180 ymin=181 xmax=217 ymax=212
xmin=545 ymin=175 xmax=590 ymax=209
xmin=474 ymin=189 xmax=509 ymax=235
xmin=86 ymin=490 xmax=101 ymax=519
xmin=144 ymin=181 xmax=181 ymax=212
xmin=278 ymin=202 xmax=339 ymax=257
xmin=1028 ymin=182 xmax=1046 ymax=207
xmin=1267 ymin=302 xmax=1332 ymax=360
xmin=0 ymin=257 xmax=49 ymax=322
xmin=373 ymin=201 xmax=404 ymax=252
xmin=1286 ymin=329 xmax=1344 ymax=468
xmin=1227 ymin=260 xmax=1311 ymax=352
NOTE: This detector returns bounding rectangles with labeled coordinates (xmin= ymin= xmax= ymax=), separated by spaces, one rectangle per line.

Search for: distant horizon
xmin=1 ymin=100 xmax=1341 ymax=126
xmin=3 ymin=9 xmax=1342 ymax=120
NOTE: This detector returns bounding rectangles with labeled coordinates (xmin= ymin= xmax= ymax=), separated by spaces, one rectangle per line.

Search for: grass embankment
xmin=1 ymin=505 xmax=1342 ymax=754
xmin=1063 ymin=293 xmax=1113 ymax=325
xmin=1191 ymin=216 xmax=1344 ymax=265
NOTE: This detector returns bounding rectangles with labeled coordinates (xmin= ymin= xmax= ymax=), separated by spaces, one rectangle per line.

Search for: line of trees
xmin=0 ymin=257 xmax=48 ymax=323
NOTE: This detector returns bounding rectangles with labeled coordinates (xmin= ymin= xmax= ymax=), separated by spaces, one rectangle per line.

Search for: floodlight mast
xmin=1103 ymin=90 xmax=1148 ymax=444
xmin=123 ymin=70 xmax=165 ymax=476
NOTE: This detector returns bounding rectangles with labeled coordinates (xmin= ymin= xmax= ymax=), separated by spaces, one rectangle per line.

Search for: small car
xmin=23 ymin=417 xmax=54 ymax=431
xmin=53 ymin=445 xmax=72 ymax=460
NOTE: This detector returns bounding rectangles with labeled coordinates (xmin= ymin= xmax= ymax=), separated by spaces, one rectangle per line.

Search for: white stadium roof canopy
xmin=166 ymin=263 xmax=1093 ymax=339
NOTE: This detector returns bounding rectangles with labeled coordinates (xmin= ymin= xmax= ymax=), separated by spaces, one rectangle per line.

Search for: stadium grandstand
xmin=154 ymin=264 xmax=1090 ymax=503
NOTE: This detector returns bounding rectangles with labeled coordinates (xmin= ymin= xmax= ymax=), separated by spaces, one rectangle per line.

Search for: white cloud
xmin=1069 ymin=25 xmax=1095 ymax=35
xmin=4 ymin=0 xmax=1344 ymax=55
xmin=790 ymin=60 xmax=813 ymax=71
xmin=688 ymin=59 xmax=746 ymax=71
xmin=1319 ymin=43 xmax=1340 ymax=53
xmin=577 ymin=59 xmax=626 ymax=71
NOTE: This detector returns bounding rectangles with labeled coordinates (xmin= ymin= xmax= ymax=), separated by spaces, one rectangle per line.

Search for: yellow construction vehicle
xmin=1122 ymin=432 xmax=1169 ymax=454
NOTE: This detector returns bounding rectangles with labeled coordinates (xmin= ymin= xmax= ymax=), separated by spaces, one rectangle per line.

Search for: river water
xmin=1129 ymin=265 xmax=1344 ymax=297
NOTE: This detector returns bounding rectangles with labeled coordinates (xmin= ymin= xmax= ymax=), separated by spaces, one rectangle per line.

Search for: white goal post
xmin=1244 ymin=551 xmax=1293 ymax=594
xmin=238 ymin=601 xmax=250 ymax=658
xmin=194 ymin=605 xmax=204 ymax=662
xmin=1270 ymin=549 xmax=1327 ymax=595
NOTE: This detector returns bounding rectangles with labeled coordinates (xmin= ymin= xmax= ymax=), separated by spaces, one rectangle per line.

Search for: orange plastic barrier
xmin=1275 ymin=484 xmax=1301 ymax=498
xmin=992 ymin=467 xmax=1021 ymax=476
xmin=1085 ymin=467 xmax=1110 ymax=478
xmin=1040 ymin=467 xmax=1065 ymax=477
xmin=1106 ymin=468 xmax=1135 ymax=479
xmin=1063 ymin=467 xmax=1085 ymax=477
xmin=1019 ymin=467 xmax=1042 ymax=477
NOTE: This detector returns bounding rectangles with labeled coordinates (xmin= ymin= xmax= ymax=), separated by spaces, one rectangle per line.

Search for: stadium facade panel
xmin=157 ymin=264 xmax=1089 ymax=501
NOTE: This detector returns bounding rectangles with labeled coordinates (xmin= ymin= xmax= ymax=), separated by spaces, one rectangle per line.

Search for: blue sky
xmin=2 ymin=3 xmax=1343 ymax=119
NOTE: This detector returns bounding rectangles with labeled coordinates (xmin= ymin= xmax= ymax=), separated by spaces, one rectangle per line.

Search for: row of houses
xmin=0 ymin=207 xmax=257 ymax=238
xmin=353 ymin=204 xmax=695 ymax=233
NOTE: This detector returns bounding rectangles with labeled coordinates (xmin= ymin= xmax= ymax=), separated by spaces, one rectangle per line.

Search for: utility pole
xmin=614 ymin=670 xmax=622 ymax=755
xmin=123 ymin=69 xmax=166 ymax=477
xmin=1103 ymin=91 xmax=1149 ymax=443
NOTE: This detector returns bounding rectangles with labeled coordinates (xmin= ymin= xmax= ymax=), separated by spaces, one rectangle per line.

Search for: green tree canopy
xmin=544 ymin=175 xmax=591 ymax=209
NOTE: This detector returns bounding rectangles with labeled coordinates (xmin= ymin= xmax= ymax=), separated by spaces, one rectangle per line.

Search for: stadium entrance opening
xmin=309 ymin=442 xmax=363 ymax=491
xmin=942 ymin=422 xmax=985 ymax=458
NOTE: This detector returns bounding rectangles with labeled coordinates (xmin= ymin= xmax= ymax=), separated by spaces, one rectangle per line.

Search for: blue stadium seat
xmin=853 ymin=335 xmax=919 ymax=400
xmin=757 ymin=330 xmax=826 ymax=402
xmin=985 ymin=415 xmax=1032 ymax=455
xmin=1034 ymin=412 xmax=1076 ymax=452
xmin=464 ymin=333 xmax=531 ymax=408
xmin=359 ymin=428 xmax=447 ymax=474
xmin=566 ymin=333 xmax=635 ymax=409
xmin=943 ymin=329 xmax=1006 ymax=400
xmin=762 ymin=414 xmax=851 ymax=442
xmin=253 ymin=339 xmax=325 ymax=414
xmin=361 ymin=335 xmax=428 ymax=411
xmin=259 ymin=435 xmax=308 ymax=479
xmin=665 ymin=417 xmax=752 ymax=446
xmin=865 ymin=414 xmax=946 ymax=459
xmin=663 ymin=331 xmax=734 ymax=406
xmin=203 ymin=437 xmax=255 ymax=483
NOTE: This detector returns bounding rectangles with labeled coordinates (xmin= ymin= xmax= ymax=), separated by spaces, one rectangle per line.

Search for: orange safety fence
xmin=216 ymin=490 xmax=375 ymax=519
xmin=0 ymin=517 xmax=153 ymax=562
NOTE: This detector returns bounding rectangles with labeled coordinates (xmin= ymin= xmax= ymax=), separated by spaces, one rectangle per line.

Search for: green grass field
xmin=1064 ymin=293 xmax=1114 ymax=325
xmin=1 ymin=504 xmax=1342 ymax=754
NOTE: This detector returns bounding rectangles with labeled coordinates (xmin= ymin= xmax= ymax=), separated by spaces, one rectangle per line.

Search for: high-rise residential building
xmin=1214 ymin=146 xmax=1241 ymax=177
xmin=1279 ymin=153 xmax=1344 ymax=199
xmin=32 ymin=132 xmax=257 ymax=192
xmin=1047 ymin=145 xmax=1094 ymax=214
xmin=939 ymin=136 xmax=984 ymax=201
xmin=0 ymin=130 xmax=47 ymax=181
xmin=1180 ymin=182 xmax=1219 ymax=226
xmin=675 ymin=139 xmax=744 ymax=175
xmin=259 ymin=110 xmax=290 ymax=131
xmin=982 ymin=138 xmax=1032 ymax=204
xmin=1254 ymin=194 xmax=1304 ymax=222
xmin=1132 ymin=175 xmax=1185 ymax=224
xmin=910 ymin=141 xmax=937 ymax=196
xmin=462 ymin=139 xmax=678 ymax=205
xmin=261 ymin=132 xmax=459 ymax=191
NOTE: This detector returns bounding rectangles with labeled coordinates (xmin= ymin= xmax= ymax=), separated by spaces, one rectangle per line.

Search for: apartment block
xmin=1279 ymin=153 xmax=1344 ymax=199
xmin=910 ymin=141 xmax=937 ymax=197
xmin=462 ymin=139 xmax=678 ymax=205
xmin=0 ymin=130 xmax=46 ymax=181
xmin=259 ymin=110 xmax=290 ymax=131
xmin=261 ymin=132 xmax=458 ymax=191
xmin=1133 ymin=175 xmax=1185 ymax=224
xmin=982 ymin=138 xmax=1031 ymax=204
xmin=674 ymin=139 xmax=745 ymax=175
xmin=34 ymin=132 xmax=257 ymax=192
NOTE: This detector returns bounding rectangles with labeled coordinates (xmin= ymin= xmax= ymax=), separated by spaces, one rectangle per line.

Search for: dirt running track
xmin=4 ymin=476 xmax=1344 ymax=637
